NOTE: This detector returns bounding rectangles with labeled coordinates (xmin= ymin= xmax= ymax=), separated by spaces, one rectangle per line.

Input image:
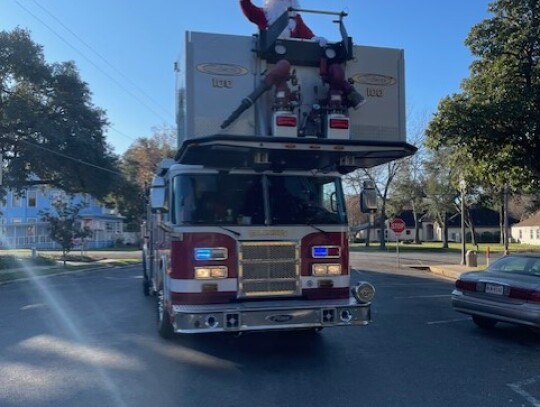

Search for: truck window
xmin=173 ymin=174 xmax=265 ymax=225
xmin=268 ymin=175 xmax=346 ymax=225
xmin=173 ymin=174 xmax=346 ymax=226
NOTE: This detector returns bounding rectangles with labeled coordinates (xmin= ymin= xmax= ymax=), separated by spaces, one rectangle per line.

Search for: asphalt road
xmin=0 ymin=253 xmax=539 ymax=407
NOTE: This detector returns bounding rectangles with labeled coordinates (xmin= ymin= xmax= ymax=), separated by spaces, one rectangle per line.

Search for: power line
xmin=18 ymin=139 xmax=124 ymax=176
xmin=28 ymin=0 xmax=174 ymax=120
xmin=108 ymin=125 xmax=137 ymax=142
xmin=14 ymin=0 xmax=174 ymax=125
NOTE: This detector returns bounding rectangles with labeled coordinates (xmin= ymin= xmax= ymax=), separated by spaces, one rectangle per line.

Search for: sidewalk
xmin=427 ymin=264 xmax=484 ymax=281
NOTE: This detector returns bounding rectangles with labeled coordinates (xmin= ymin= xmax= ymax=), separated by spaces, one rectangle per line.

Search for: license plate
xmin=485 ymin=283 xmax=504 ymax=295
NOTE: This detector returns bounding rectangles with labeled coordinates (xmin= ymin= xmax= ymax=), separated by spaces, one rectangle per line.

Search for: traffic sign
xmin=390 ymin=218 xmax=406 ymax=235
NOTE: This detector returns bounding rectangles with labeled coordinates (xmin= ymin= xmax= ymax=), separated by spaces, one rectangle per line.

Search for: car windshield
xmin=488 ymin=256 xmax=540 ymax=276
xmin=172 ymin=173 xmax=347 ymax=226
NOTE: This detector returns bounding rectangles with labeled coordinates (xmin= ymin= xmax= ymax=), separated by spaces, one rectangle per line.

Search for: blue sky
xmin=2 ymin=0 xmax=492 ymax=155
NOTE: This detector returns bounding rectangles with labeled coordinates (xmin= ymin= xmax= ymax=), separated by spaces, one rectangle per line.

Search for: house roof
xmin=513 ymin=211 xmax=540 ymax=227
xmin=394 ymin=210 xmax=416 ymax=227
xmin=446 ymin=206 xmax=518 ymax=228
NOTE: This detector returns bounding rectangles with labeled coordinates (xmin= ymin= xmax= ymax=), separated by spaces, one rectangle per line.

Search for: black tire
xmin=157 ymin=288 xmax=175 ymax=339
xmin=472 ymin=315 xmax=497 ymax=330
xmin=142 ymin=255 xmax=151 ymax=296
xmin=143 ymin=278 xmax=151 ymax=296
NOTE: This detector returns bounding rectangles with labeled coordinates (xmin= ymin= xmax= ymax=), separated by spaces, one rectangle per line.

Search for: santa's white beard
xmin=264 ymin=0 xmax=300 ymax=26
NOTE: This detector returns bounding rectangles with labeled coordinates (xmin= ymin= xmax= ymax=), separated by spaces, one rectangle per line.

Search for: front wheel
xmin=157 ymin=288 xmax=175 ymax=339
xmin=472 ymin=315 xmax=497 ymax=330
xmin=143 ymin=279 xmax=151 ymax=296
xmin=142 ymin=255 xmax=151 ymax=296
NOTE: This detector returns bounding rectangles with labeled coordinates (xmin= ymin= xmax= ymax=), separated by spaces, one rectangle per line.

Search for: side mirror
xmin=360 ymin=181 xmax=377 ymax=213
xmin=150 ymin=176 xmax=168 ymax=213
xmin=330 ymin=192 xmax=337 ymax=212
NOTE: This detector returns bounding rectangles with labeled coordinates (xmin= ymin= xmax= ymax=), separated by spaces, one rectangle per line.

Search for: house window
xmin=536 ymin=229 xmax=540 ymax=240
xmin=106 ymin=222 xmax=121 ymax=233
xmin=531 ymin=229 xmax=534 ymax=239
xmin=27 ymin=190 xmax=37 ymax=207
xmin=405 ymin=230 xmax=411 ymax=236
xmin=519 ymin=230 xmax=523 ymax=239
xmin=11 ymin=193 xmax=22 ymax=208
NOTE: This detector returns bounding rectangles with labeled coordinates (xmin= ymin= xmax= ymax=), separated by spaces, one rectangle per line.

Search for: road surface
xmin=0 ymin=252 xmax=538 ymax=407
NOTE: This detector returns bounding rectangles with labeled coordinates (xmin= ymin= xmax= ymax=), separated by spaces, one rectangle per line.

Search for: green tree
xmin=426 ymin=0 xmax=540 ymax=188
xmin=105 ymin=125 xmax=176 ymax=225
xmin=0 ymin=28 xmax=120 ymax=199
xmin=40 ymin=199 xmax=92 ymax=267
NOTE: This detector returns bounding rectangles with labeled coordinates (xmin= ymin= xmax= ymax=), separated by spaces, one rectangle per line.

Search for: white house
xmin=511 ymin=212 xmax=540 ymax=245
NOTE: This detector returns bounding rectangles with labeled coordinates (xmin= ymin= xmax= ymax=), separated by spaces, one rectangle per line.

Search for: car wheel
xmin=143 ymin=278 xmax=151 ymax=296
xmin=142 ymin=256 xmax=151 ymax=296
xmin=472 ymin=315 xmax=497 ymax=330
xmin=157 ymin=288 xmax=175 ymax=339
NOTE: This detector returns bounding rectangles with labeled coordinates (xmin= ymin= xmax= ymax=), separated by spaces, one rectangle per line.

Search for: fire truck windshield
xmin=172 ymin=174 xmax=347 ymax=226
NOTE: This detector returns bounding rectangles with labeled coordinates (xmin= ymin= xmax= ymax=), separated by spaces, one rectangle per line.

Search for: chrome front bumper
xmin=171 ymin=297 xmax=371 ymax=334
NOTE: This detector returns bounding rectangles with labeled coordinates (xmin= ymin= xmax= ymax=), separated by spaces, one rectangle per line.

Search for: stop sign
xmin=390 ymin=218 xmax=406 ymax=235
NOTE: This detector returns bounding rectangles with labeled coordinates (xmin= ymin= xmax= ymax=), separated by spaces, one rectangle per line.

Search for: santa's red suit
xmin=240 ymin=0 xmax=315 ymax=39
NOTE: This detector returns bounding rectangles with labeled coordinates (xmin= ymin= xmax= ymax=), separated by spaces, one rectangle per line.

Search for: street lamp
xmin=459 ymin=179 xmax=467 ymax=265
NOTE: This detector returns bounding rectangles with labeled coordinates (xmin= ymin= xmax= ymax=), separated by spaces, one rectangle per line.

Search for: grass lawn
xmin=0 ymin=254 xmax=56 ymax=270
xmin=0 ymin=248 xmax=141 ymax=283
xmin=350 ymin=241 xmax=540 ymax=253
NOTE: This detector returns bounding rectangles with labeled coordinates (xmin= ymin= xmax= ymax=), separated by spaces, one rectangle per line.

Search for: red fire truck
xmin=142 ymin=6 xmax=416 ymax=338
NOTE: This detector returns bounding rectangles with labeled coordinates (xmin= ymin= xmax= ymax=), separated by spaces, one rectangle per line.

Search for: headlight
xmin=312 ymin=263 xmax=341 ymax=276
xmin=194 ymin=247 xmax=227 ymax=261
xmin=352 ymin=282 xmax=375 ymax=304
xmin=194 ymin=266 xmax=228 ymax=279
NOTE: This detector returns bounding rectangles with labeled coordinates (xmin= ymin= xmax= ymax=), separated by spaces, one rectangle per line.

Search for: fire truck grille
xmin=239 ymin=242 xmax=300 ymax=297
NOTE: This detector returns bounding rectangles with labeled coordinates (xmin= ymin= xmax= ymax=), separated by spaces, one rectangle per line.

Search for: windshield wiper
xmin=306 ymin=222 xmax=328 ymax=235
xmin=218 ymin=225 xmax=241 ymax=237
xmin=180 ymin=221 xmax=241 ymax=236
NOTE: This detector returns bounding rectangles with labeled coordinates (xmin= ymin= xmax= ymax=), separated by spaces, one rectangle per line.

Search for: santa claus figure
xmin=240 ymin=0 xmax=315 ymax=39
xmin=239 ymin=0 xmax=365 ymax=110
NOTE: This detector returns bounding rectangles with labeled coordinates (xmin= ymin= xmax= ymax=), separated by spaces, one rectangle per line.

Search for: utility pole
xmin=503 ymin=183 xmax=509 ymax=255
xmin=459 ymin=179 xmax=467 ymax=265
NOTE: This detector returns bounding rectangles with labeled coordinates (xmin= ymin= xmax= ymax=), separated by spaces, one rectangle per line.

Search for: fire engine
xmin=142 ymin=6 xmax=416 ymax=338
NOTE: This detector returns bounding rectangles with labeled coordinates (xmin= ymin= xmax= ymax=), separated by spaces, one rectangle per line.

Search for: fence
xmin=0 ymin=222 xmax=116 ymax=250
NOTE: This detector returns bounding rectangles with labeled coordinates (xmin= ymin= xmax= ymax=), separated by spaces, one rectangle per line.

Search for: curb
xmin=428 ymin=265 xmax=483 ymax=281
